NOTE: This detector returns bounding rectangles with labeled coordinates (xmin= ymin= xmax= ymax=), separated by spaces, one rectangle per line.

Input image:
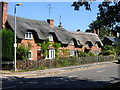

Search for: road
xmin=2 ymin=63 xmax=120 ymax=89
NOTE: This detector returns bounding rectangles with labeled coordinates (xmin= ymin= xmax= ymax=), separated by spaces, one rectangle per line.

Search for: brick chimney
xmin=47 ymin=19 xmax=54 ymax=28
xmin=0 ymin=2 xmax=8 ymax=29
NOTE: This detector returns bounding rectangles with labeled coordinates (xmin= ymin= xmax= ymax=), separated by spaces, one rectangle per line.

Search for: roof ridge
xmin=8 ymin=14 xmax=46 ymax=22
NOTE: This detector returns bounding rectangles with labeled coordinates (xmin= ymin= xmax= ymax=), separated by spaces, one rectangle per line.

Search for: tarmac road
xmin=2 ymin=62 xmax=120 ymax=89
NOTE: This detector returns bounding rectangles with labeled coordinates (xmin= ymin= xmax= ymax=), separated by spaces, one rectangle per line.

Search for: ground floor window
xmin=46 ymin=49 xmax=55 ymax=59
xmin=70 ymin=50 xmax=78 ymax=57
xmin=27 ymin=51 xmax=32 ymax=60
xmin=70 ymin=50 xmax=75 ymax=56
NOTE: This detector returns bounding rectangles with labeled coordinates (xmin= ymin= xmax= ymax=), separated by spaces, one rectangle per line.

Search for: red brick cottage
xmin=0 ymin=2 xmax=103 ymax=60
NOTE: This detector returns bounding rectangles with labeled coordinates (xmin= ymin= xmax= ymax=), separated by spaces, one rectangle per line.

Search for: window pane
xmin=26 ymin=33 xmax=28 ymax=38
xmin=51 ymin=50 xmax=53 ymax=58
xmin=47 ymin=50 xmax=49 ymax=58
xmin=29 ymin=33 xmax=31 ymax=38
xmin=29 ymin=52 xmax=31 ymax=58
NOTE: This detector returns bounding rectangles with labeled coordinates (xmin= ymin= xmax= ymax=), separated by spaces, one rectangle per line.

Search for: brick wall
xmin=20 ymin=39 xmax=40 ymax=60
xmin=19 ymin=38 xmax=102 ymax=60
xmin=0 ymin=2 xmax=2 ymax=30
xmin=1 ymin=2 xmax=8 ymax=29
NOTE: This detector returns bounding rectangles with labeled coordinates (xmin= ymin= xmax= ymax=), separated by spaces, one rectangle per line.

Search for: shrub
xmin=88 ymin=52 xmax=95 ymax=56
xmin=1 ymin=29 xmax=14 ymax=61
xmin=78 ymin=51 xmax=95 ymax=57
xmin=37 ymin=38 xmax=50 ymax=58
xmin=17 ymin=44 xmax=31 ymax=60
xmin=99 ymin=45 xmax=116 ymax=56
xmin=53 ymin=43 xmax=61 ymax=59
xmin=62 ymin=49 xmax=70 ymax=58
xmin=78 ymin=51 xmax=86 ymax=57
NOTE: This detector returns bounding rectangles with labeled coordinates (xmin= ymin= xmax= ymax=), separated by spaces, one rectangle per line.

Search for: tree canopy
xmin=71 ymin=0 xmax=120 ymax=31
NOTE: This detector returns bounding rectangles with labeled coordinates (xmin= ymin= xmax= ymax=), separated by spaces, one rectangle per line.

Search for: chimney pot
xmin=58 ymin=22 xmax=62 ymax=27
xmin=47 ymin=19 xmax=54 ymax=28
xmin=77 ymin=29 xmax=80 ymax=32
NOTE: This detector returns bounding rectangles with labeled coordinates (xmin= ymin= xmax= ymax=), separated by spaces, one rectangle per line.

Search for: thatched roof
xmin=53 ymin=27 xmax=73 ymax=44
xmin=7 ymin=15 xmax=103 ymax=46
xmin=7 ymin=15 xmax=54 ymax=40
xmin=68 ymin=31 xmax=103 ymax=46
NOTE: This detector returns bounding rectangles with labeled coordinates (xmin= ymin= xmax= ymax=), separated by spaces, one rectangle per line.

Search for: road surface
xmin=2 ymin=63 xmax=120 ymax=89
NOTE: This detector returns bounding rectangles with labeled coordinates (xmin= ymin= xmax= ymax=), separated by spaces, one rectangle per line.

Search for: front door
xmin=37 ymin=49 xmax=42 ymax=60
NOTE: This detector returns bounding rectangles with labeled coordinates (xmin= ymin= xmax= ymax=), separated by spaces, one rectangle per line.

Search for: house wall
xmin=58 ymin=45 xmax=96 ymax=57
xmin=20 ymin=39 xmax=40 ymax=60
xmin=90 ymin=46 xmax=102 ymax=53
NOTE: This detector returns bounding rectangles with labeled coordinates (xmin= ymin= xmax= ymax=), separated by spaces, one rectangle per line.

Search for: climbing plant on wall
xmin=53 ymin=43 xmax=61 ymax=59
xmin=38 ymin=38 xmax=50 ymax=58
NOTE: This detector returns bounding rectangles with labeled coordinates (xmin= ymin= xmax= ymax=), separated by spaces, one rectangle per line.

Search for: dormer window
xmin=70 ymin=40 xmax=74 ymax=45
xmin=85 ymin=41 xmax=92 ymax=48
xmin=85 ymin=42 xmax=89 ymax=47
xmin=47 ymin=34 xmax=53 ymax=42
xmin=25 ymin=32 xmax=32 ymax=39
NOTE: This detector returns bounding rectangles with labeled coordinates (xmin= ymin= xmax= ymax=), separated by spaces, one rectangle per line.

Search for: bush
xmin=1 ymin=29 xmax=14 ymax=61
xmin=88 ymin=52 xmax=95 ymax=56
xmin=17 ymin=44 xmax=31 ymax=60
xmin=99 ymin=45 xmax=116 ymax=56
xmin=78 ymin=51 xmax=95 ymax=57
xmin=78 ymin=51 xmax=86 ymax=57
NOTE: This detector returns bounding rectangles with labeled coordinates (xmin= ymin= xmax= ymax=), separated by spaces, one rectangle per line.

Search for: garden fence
xmin=2 ymin=56 xmax=115 ymax=70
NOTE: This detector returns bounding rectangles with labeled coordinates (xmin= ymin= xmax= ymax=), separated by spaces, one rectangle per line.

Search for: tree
xmin=89 ymin=20 xmax=103 ymax=30
xmin=97 ymin=1 xmax=120 ymax=29
xmin=0 ymin=29 xmax=14 ymax=61
xmin=71 ymin=0 xmax=120 ymax=30
xmin=89 ymin=20 xmax=112 ymax=38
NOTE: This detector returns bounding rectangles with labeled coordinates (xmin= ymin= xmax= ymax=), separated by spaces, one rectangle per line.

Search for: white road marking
xmin=97 ymin=70 xmax=106 ymax=73
xmin=4 ymin=86 xmax=16 ymax=89
xmin=69 ymin=75 xmax=78 ymax=78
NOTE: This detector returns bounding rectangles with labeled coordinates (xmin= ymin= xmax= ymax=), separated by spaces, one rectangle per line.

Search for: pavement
xmin=0 ymin=60 xmax=118 ymax=81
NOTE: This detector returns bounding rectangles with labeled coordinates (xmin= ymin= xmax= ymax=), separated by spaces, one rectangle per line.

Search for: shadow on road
xmin=113 ymin=61 xmax=120 ymax=64
xmin=2 ymin=75 xmax=116 ymax=89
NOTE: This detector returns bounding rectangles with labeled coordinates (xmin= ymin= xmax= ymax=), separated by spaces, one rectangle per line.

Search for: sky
xmin=7 ymin=1 xmax=100 ymax=32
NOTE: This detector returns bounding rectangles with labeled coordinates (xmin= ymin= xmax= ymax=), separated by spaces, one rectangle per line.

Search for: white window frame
xmin=70 ymin=50 xmax=75 ymax=56
xmin=47 ymin=34 xmax=54 ymax=42
xmin=27 ymin=51 xmax=32 ymax=60
xmin=25 ymin=32 xmax=33 ymax=39
xmin=70 ymin=40 xmax=74 ymax=45
xmin=46 ymin=49 xmax=55 ymax=59
xmin=85 ymin=42 xmax=89 ymax=47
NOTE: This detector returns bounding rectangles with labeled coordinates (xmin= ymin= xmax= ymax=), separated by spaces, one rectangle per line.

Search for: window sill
xmin=27 ymin=58 xmax=32 ymax=60
xmin=25 ymin=38 xmax=33 ymax=40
